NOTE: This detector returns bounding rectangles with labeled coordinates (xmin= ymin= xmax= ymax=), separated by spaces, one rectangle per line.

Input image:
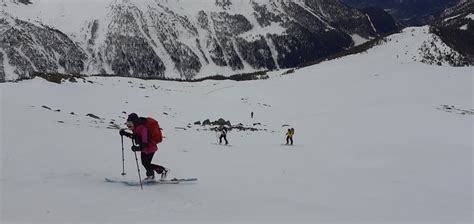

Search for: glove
xmin=131 ymin=134 xmax=141 ymax=143
xmin=119 ymin=129 xmax=132 ymax=138
xmin=131 ymin=145 xmax=141 ymax=152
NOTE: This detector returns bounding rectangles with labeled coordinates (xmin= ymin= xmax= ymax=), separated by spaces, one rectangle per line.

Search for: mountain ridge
xmin=0 ymin=0 xmax=398 ymax=81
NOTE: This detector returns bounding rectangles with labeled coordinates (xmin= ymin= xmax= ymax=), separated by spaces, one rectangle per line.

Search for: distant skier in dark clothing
xmin=286 ymin=128 xmax=294 ymax=145
xmin=119 ymin=113 xmax=168 ymax=181
xmin=219 ymin=125 xmax=229 ymax=145
xmin=251 ymin=111 xmax=254 ymax=119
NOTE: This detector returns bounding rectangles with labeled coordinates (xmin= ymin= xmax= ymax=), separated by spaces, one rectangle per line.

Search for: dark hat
xmin=127 ymin=113 xmax=139 ymax=125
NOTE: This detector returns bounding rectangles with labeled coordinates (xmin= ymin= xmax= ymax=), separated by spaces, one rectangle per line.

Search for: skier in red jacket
xmin=120 ymin=113 xmax=168 ymax=181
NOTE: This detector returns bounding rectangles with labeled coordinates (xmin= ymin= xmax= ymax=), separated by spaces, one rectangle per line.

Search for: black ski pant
xmin=286 ymin=136 xmax=293 ymax=145
xmin=141 ymin=152 xmax=165 ymax=177
xmin=220 ymin=134 xmax=228 ymax=145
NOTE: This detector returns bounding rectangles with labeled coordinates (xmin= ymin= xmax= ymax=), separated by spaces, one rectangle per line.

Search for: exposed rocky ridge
xmin=1 ymin=0 xmax=396 ymax=81
xmin=418 ymin=34 xmax=469 ymax=66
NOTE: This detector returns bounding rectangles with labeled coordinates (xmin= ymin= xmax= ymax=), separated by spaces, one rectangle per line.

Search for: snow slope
xmin=1 ymin=27 xmax=473 ymax=223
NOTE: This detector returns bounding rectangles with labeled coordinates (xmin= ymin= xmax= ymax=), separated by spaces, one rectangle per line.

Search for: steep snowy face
xmin=1 ymin=0 xmax=384 ymax=81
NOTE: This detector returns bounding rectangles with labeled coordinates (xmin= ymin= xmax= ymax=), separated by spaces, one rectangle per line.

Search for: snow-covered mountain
xmin=0 ymin=10 xmax=88 ymax=81
xmin=0 ymin=0 xmax=394 ymax=81
xmin=1 ymin=26 xmax=472 ymax=223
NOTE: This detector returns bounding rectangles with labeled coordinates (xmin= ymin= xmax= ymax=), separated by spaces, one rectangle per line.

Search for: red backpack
xmin=145 ymin=117 xmax=163 ymax=145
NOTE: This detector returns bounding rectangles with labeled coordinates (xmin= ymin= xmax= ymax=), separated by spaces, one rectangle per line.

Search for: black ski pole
xmin=134 ymin=151 xmax=143 ymax=190
xmin=132 ymin=142 xmax=143 ymax=190
xmin=121 ymin=135 xmax=126 ymax=176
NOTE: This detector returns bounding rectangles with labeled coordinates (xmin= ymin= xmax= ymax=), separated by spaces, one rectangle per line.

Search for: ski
xmin=105 ymin=177 xmax=197 ymax=186
xmin=211 ymin=143 xmax=232 ymax=147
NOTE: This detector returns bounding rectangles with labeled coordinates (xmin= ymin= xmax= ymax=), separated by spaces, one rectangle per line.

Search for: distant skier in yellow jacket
xmin=286 ymin=128 xmax=294 ymax=145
